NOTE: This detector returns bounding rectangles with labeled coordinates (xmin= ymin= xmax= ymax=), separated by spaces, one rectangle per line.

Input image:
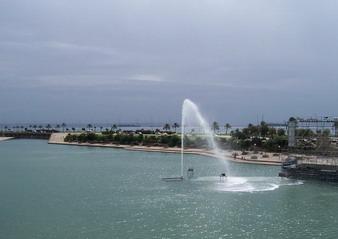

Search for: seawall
xmin=1 ymin=132 xmax=51 ymax=139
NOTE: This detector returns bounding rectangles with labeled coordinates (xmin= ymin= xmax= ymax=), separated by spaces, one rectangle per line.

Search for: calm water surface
xmin=0 ymin=140 xmax=338 ymax=239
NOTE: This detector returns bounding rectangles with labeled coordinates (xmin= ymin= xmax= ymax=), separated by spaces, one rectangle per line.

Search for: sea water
xmin=0 ymin=140 xmax=337 ymax=239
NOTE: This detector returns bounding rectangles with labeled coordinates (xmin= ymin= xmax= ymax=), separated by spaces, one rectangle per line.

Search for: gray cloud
xmin=1 ymin=0 xmax=338 ymax=124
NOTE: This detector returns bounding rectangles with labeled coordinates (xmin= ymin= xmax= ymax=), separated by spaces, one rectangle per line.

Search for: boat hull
xmin=161 ymin=176 xmax=184 ymax=182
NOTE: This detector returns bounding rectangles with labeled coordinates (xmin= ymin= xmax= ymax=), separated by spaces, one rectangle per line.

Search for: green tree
xmin=61 ymin=123 xmax=67 ymax=132
xmin=163 ymin=123 xmax=171 ymax=131
xmin=212 ymin=121 xmax=219 ymax=133
xmin=224 ymin=123 xmax=231 ymax=135
xmin=87 ymin=124 xmax=93 ymax=131
xmin=277 ymin=128 xmax=285 ymax=136
xmin=260 ymin=121 xmax=269 ymax=137
xmin=111 ymin=124 xmax=118 ymax=131
xmin=46 ymin=124 xmax=52 ymax=131
xmin=172 ymin=123 xmax=179 ymax=132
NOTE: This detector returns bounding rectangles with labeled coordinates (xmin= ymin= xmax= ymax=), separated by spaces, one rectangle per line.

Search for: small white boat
xmin=161 ymin=176 xmax=184 ymax=182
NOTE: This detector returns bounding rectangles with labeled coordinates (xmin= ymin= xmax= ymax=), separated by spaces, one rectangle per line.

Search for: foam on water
xmin=193 ymin=176 xmax=303 ymax=193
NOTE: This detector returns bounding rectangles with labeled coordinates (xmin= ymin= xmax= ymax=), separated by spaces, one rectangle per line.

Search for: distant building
xmin=287 ymin=117 xmax=297 ymax=147
xmin=334 ymin=118 xmax=338 ymax=137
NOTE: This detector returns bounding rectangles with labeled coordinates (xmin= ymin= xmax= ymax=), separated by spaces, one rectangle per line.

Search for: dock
xmin=279 ymin=156 xmax=338 ymax=182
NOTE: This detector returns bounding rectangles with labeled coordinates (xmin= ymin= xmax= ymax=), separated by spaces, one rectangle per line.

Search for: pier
xmin=279 ymin=156 xmax=338 ymax=182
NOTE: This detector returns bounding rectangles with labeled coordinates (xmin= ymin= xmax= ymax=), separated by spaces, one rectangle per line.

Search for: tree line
xmin=64 ymin=132 xmax=181 ymax=147
xmin=229 ymin=121 xmax=288 ymax=152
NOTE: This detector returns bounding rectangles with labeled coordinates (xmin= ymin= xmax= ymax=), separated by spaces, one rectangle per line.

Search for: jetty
xmin=279 ymin=156 xmax=338 ymax=182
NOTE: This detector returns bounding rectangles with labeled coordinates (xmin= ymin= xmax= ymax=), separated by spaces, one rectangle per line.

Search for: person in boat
xmin=219 ymin=172 xmax=227 ymax=182
xmin=187 ymin=168 xmax=194 ymax=178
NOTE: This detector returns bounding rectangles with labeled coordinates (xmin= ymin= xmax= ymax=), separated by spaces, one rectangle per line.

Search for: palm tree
xmin=87 ymin=124 xmax=93 ymax=131
xmin=46 ymin=124 xmax=52 ymax=131
xmin=111 ymin=124 xmax=118 ymax=131
xmin=163 ymin=123 xmax=171 ymax=132
xmin=212 ymin=121 xmax=219 ymax=133
xmin=224 ymin=123 xmax=231 ymax=135
xmin=61 ymin=123 xmax=67 ymax=132
xmin=172 ymin=123 xmax=179 ymax=132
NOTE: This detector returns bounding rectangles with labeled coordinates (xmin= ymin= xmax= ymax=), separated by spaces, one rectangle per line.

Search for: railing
xmin=298 ymin=157 xmax=338 ymax=166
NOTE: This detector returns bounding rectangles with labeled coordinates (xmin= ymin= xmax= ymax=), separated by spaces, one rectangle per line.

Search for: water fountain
xmin=162 ymin=99 xmax=303 ymax=193
xmin=162 ymin=99 xmax=227 ymax=181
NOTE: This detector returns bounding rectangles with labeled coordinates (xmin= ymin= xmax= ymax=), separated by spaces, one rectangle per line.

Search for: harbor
xmin=278 ymin=117 xmax=338 ymax=181
xmin=279 ymin=156 xmax=338 ymax=182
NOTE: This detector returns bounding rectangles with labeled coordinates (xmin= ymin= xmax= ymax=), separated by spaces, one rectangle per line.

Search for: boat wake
xmin=193 ymin=176 xmax=303 ymax=192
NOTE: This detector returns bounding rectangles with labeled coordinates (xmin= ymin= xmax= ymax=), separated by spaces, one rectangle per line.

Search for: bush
xmin=63 ymin=132 xmax=179 ymax=148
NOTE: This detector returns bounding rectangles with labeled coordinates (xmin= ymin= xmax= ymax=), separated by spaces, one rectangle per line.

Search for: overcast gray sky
xmin=1 ymin=0 xmax=338 ymax=125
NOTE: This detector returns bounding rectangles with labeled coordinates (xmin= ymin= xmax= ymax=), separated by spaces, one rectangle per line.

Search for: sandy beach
xmin=0 ymin=137 xmax=13 ymax=142
xmin=48 ymin=133 xmax=282 ymax=166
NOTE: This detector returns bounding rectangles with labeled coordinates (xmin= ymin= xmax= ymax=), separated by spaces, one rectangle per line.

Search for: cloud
xmin=0 ymin=40 xmax=116 ymax=56
xmin=43 ymin=41 xmax=117 ymax=56
xmin=1 ymin=0 xmax=338 ymax=123
xmin=26 ymin=73 xmax=166 ymax=88
xmin=127 ymin=74 xmax=165 ymax=82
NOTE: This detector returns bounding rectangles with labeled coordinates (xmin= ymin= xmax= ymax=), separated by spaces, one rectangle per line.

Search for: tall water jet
xmin=181 ymin=99 xmax=227 ymax=176
xmin=163 ymin=99 xmax=227 ymax=181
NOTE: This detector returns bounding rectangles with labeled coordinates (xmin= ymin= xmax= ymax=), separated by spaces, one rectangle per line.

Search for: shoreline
xmin=0 ymin=137 xmax=14 ymax=142
xmin=48 ymin=133 xmax=282 ymax=166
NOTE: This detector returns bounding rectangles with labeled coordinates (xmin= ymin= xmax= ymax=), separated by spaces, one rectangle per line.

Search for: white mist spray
xmin=181 ymin=99 xmax=228 ymax=177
